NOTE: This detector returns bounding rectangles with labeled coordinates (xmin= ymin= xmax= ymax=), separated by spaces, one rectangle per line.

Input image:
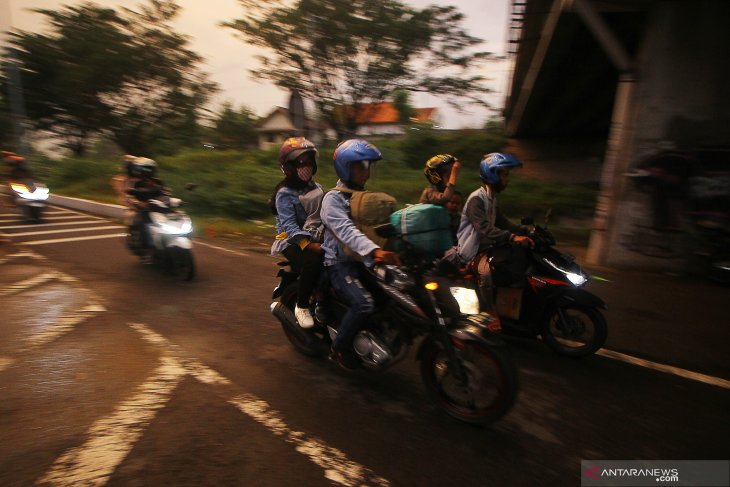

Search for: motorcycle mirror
xmin=185 ymin=183 xmax=198 ymax=191
xmin=545 ymin=208 xmax=552 ymax=227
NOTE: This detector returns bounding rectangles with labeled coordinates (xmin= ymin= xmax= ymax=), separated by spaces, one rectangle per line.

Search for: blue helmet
xmin=479 ymin=152 xmax=522 ymax=185
xmin=332 ymin=139 xmax=382 ymax=181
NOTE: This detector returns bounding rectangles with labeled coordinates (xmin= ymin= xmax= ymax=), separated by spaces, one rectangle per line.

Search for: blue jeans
xmin=327 ymin=262 xmax=374 ymax=353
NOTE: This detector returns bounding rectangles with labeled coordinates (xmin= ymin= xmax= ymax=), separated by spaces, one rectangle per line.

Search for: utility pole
xmin=0 ymin=0 xmax=29 ymax=154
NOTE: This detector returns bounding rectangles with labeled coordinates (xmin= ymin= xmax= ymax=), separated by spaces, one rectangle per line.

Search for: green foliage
xmin=225 ymin=0 xmax=495 ymax=137
xmin=36 ymin=133 xmax=598 ymax=235
xmin=205 ymin=102 xmax=259 ymax=149
xmin=11 ymin=0 xmax=216 ymax=157
xmin=400 ymin=126 xmax=506 ymax=169
xmin=392 ymin=89 xmax=417 ymax=125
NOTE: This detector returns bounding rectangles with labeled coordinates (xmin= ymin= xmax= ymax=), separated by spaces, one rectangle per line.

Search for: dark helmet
xmin=479 ymin=152 xmax=522 ymax=185
xmin=278 ymin=137 xmax=318 ymax=176
xmin=332 ymin=139 xmax=382 ymax=181
xmin=424 ymin=154 xmax=457 ymax=185
xmin=131 ymin=157 xmax=157 ymax=178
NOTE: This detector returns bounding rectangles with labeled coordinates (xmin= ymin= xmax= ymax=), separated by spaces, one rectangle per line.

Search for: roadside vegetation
xmin=31 ymin=132 xmax=598 ymax=246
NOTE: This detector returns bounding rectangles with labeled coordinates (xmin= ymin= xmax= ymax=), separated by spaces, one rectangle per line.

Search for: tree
xmin=225 ymin=0 xmax=494 ymax=139
xmin=207 ymin=102 xmax=259 ymax=149
xmin=11 ymin=1 xmax=216 ymax=157
xmin=392 ymin=88 xmax=417 ymax=125
xmin=110 ymin=0 xmax=218 ymax=156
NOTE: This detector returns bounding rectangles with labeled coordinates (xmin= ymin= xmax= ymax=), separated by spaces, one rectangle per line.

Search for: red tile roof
xmin=350 ymin=102 xmax=436 ymax=124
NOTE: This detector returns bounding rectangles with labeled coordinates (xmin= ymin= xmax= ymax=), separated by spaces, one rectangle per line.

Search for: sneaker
xmin=294 ymin=305 xmax=315 ymax=329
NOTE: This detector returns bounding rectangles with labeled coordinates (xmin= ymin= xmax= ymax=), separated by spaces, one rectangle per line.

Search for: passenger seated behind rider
xmin=457 ymin=153 xmax=534 ymax=330
xmin=125 ymin=157 xmax=165 ymax=263
xmin=320 ymin=139 xmax=400 ymax=370
xmin=419 ymin=153 xmax=461 ymax=207
xmin=269 ymin=137 xmax=325 ymax=329
xmin=111 ymin=154 xmax=139 ymax=211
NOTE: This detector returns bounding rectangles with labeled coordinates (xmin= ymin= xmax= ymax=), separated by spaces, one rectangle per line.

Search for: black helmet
xmin=424 ymin=154 xmax=457 ymax=186
xmin=131 ymin=157 xmax=157 ymax=178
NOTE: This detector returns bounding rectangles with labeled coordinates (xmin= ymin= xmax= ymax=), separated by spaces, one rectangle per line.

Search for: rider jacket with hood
xmin=320 ymin=180 xmax=379 ymax=267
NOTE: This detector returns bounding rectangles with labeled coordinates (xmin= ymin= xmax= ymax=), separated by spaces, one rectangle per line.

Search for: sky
xmin=3 ymin=0 xmax=513 ymax=129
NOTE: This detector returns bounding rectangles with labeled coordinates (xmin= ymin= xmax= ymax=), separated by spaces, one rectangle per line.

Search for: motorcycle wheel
xmin=30 ymin=206 xmax=42 ymax=223
xmin=170 ymin=247 xmax=195 ymax=281
xmin=280 ymin=285 xmax=328 ymax=357
xmin=420 ymin=339 xmax=518 ymax=425
xmin=542 ymin=304 xmax=607 ymax=357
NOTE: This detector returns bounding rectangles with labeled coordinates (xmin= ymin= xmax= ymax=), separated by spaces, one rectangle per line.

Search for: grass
xmin=29 ymin=140 xmax=599 ymax=246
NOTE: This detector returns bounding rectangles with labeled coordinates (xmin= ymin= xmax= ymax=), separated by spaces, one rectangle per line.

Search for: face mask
xmin=297 ymin=166 xmax=313 ymax=182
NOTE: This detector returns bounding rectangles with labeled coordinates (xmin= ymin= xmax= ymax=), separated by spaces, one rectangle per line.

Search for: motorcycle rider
xmin=111 ymin=154 xmax=140 ymax=210
xmin=3 ymin=151 xmax=32 ymax=182
xmin=126 ymin=157 xmax=165 ymax=264
xmin=419 ymin=153 xmax=461 ymax=206
xmin=269 ymin=137 xmax=325 ymax=329
xmin=321 ymin=139 xmax=400 ymax=369
xmin=457 ymin=153 xmax=534 ymax=329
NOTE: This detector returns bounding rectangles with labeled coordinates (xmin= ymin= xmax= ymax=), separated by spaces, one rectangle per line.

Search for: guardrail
xmin=1 ymin=187 xmax=126 ymax=220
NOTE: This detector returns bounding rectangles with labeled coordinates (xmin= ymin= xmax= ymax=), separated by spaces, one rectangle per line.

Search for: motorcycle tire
xmin=30 ymin=206 xmax=42 ymax=223
xmin=420 ymin=338 xmax=518 ymax=425
xmin=280 ymin=284 xmax=329 ymax=357
xmin=541 ymin=304 xmax=607 ymax=357
xmin=170 ymin=247 xmax=195 ymax=281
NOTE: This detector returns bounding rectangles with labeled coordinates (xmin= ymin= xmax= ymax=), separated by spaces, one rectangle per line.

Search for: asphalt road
xmin=1 ymin=203 xmax=728 ymax=487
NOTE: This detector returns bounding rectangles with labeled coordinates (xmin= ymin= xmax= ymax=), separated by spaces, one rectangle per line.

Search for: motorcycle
xmin=490 ymin=215 xmax=608 ymax=357
xmin=126 ymin=190 xmax=195 ymax=281
xmin=270 ymin=227 xmax=519 ymax=425
xmin=9 ymin=180 xmax=49 ymax=223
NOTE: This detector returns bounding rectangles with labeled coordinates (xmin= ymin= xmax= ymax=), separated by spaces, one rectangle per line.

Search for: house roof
xmin=349 ymin=102 xmax=437 ymax=125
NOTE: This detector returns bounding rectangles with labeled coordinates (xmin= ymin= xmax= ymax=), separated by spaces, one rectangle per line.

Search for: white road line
xmin=38 ymin=356 xmax=187 ymax=487
xmin=231 ymin=395 xmax=391 ymax=487
xmin=41 ymin=215 xmax=104 ymax=221
xmin=196 ymin=240 xmax=250 ymax=257
xmin=597 ymin=348 xmax=730 ymax=390
xmin=127 ymin=323 xmax=389 ymax=486
xmin=0 ymin=271 xmax=60 ymax=296
xmin=0 ymin=220 xmax=107 ymax=230
xmin=0 ymin=356 xmax=16 ymax=372
xmin=8 ymin=225 xmax=122 ymax=237
xmin=22 ymin=233 xmax=127 ymax=246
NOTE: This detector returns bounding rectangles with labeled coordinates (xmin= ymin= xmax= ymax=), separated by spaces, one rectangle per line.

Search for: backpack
xmin=390 ymin=203 xmax=454 ymax=258
xmin=333 ymin=187 xmax=397 ymax=259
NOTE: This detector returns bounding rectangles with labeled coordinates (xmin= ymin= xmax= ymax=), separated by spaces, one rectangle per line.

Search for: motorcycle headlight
xmin=449 ymin=287 xmax=480 ymax=315
xmin=566 ymin=272 xmax=588 ymax=287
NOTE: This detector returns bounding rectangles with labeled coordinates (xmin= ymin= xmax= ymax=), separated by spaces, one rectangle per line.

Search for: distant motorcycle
xmin=9 ymin=180 xmax=49 ymax=223
xmin=491 ymin=215 xmax=608 ymax=357
xmin=126 ymin=191 xmax=195 ymax=281
xmin=271 ymin=225 xmax=519 ymax=425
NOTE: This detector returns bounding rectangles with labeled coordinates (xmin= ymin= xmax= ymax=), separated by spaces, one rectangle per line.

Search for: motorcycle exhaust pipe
xmin=270 ymin=302 xmax=314 ymax=344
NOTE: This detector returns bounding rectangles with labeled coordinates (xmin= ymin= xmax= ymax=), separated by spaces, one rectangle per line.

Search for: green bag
xmin=391 ymin=203 xmax=454 ymax=258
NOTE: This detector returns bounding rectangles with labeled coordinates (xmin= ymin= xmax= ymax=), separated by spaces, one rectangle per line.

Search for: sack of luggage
xmin=390 ymin=203 xmax=454 ymax=258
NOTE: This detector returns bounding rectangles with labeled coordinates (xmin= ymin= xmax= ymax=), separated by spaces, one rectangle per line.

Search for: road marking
xmin=38 ymin=356 xmax=187 ymax=487
xmin=0 ymin=220 xmax=106 ymax=230
xmin=0 ymin=271 xmax=60 ymax=296
xmin=8 ymin=225 xmax=122 ymax=237
xmin=196 ymin=240 xmax=250 ymax=257
xmin=127 ymin=323 xmax=390 ymax=487
xmin=42 ymin=215 xmax=104 ymax=220
xmin=23 ymin=233 xmax=127 ymax=246
xmin=231 ymin=394 xmax=391 ymax=487
xmin=596 ymin=348 xmax=730 ymax=390
xmin=0 ymin=356 xmax=15 ymax=372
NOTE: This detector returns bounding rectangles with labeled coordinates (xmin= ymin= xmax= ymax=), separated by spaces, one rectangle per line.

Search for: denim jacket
xmin=320 ymin=181 xmax=379 ymax=267
xmin=271 ymin=182 xmax=324 ymax=255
